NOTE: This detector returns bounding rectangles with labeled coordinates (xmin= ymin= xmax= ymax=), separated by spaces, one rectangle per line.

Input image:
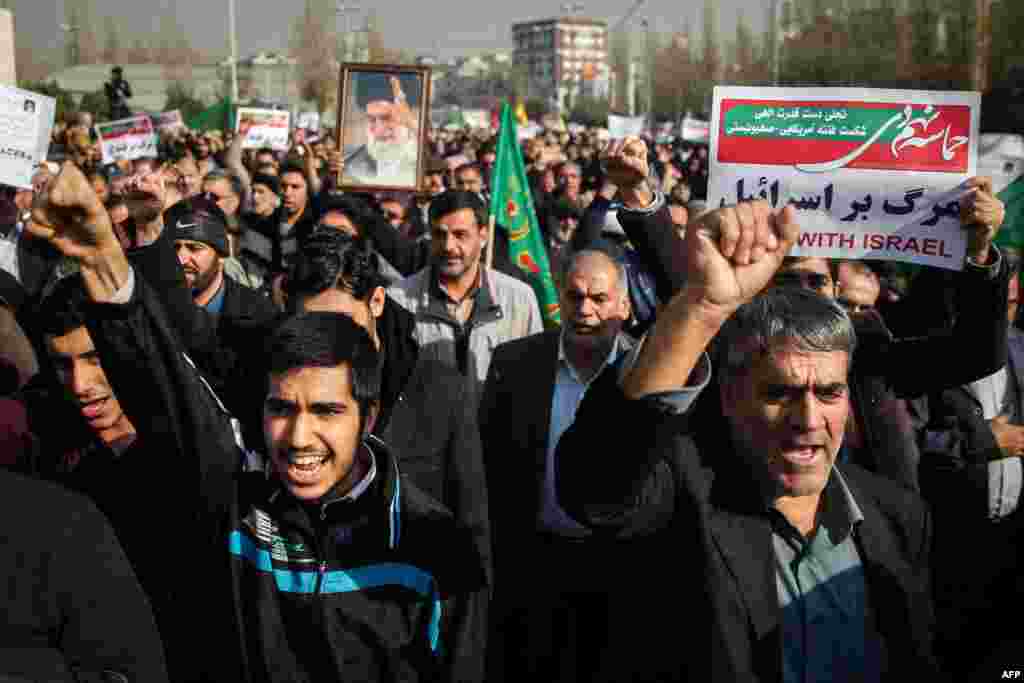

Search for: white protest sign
xmin=978 ymin=133 xmax=1024 ymax=195
xmin=152 ymin=110 xmax=185 ymax=133
xmin=608 ymin=114 xmax=645 ymax=139
xmin=709 ymin=86 xmax=980 ymax=271
xmin=680 ymin=115 xmax=709 ymax=143
xmin=96 ymin=115 xmax=158 ymax=165
xmin=297 ymin=111 xmax=320 ymax=132
xmin=236 ymin=108 xmax=291 ymax=151
xmin=462 ymin=109 xmax=489 ymax=130
xmin=0 ymin=85 xmax=55 ymax=189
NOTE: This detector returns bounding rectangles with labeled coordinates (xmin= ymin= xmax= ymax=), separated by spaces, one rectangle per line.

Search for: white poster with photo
xmin=152 ymin=109 xmax=185 ymax=133
xmin=297 ymin=111 xmax=320 ymax=132
xmin=96 ymin=115 xmax=158 ymax=165
xmin=708 ymin=86 xmax=980 ymax=271
xmin=0 ymin=85 xmax=55 ymax=189
xmin=607 ymin=114 xmax=645 ymax=139
xmin=680 ymin=115 xmax=710 ymax=143
xmin=236 ymin=108 xmax=291 ymax=151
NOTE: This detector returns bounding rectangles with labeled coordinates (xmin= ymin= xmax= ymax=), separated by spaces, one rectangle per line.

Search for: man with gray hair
xmin=553 ymin=200 xmax=943 ymax=681
xmin=480 ymin=242 xmax=640 ymax=681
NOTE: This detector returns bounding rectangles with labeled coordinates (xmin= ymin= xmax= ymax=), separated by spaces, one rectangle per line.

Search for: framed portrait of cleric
xmin=335 ymin=63 xmax=431 ymax=193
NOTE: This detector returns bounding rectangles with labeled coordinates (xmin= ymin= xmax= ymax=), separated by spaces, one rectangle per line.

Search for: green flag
xmin=186 ymin=98 xmax=233 ymax=133
xmin=489 ymin=103 xmax=561 ymax=326
xmin=995 ymin=175 xmax=1024 ymax=251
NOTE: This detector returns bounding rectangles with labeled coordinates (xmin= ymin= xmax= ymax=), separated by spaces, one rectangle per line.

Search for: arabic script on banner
xmin=709 ymin=86 xmax=980 ymax=271
xmin=96 ymin=115 xmax=158 ymax=165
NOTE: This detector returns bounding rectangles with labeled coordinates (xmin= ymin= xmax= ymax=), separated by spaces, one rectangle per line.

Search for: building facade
xmin=512 ymin=16 xmax=608 ymax=112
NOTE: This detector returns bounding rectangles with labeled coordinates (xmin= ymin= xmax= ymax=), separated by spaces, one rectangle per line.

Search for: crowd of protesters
xmin=0 ymin=84 xmax=1021 ymax=683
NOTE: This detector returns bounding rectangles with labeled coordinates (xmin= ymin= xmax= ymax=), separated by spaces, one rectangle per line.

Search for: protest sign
xmin=462 ymin=109 xmax=489 ymax=130
xmin=608 ymin=114 xmax=645 ymax=139
xmin=297 ymin=111 xmax=320 ymax=132
xmin=152 ymin=109 xmax=184 ymax=133
xmin=708 ymin=86 xmax=979 ymax=271
xmin=236 ymin=107 xmax=290 ymax=151
xmin=96 ymin=115 xmax=158 ymax=165
xmin=0 ymin=85 xmax=55 ymax=189
xmin=680 ymin=115 xmax=709 ymax=143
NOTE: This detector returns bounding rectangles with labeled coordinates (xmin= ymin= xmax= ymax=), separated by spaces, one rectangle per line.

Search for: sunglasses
xmin=772 ymin=271 xmax=833 ymax=291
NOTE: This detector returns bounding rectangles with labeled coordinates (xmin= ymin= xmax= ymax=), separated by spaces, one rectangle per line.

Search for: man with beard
xmin=388 ymin=190 xmax=542 ymax=404
xmin=343 ymin=73 xmax=421 ymax=187
xmin=168 ymin=196 xmax=275 ymax=320
xmin=479 ymin=245 xmax=637 ymax=681
xmin=25 ymin=162 xmax=488 ymax=681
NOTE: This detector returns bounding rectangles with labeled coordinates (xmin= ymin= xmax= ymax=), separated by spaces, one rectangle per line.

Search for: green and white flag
xmin=489 ymin=102 xmax=561 ymax=326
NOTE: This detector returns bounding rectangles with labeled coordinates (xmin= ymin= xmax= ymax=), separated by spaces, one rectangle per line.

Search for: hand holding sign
xmin=959 ymin=176 xmax=1004 ymax=263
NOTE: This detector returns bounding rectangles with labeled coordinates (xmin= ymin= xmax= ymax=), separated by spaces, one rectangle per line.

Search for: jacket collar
xmin=266 ymin=435 xmax=403 ymax=551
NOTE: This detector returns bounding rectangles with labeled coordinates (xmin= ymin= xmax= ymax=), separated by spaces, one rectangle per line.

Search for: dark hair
xmin=454 ymin=162 xmax=482 ymax=178
xmin=34 ymin=274 xmax=91 ymax=338
xmin=428 ymin=190 xmax=487 ymax=227
xmin=279 ymin=164 xmax=308 ymax=186
xmin=287 ymin=230 xmax=382 ymax=304
xmin=717 ymin=287 xmax=856 ymax=382
xmin=256 ymin=147 xmax=277 ymax=159
xmin=264 ymin=313 xmax=381 ymax=418
xmin=204 ymin=169 xmax=245 ymax=200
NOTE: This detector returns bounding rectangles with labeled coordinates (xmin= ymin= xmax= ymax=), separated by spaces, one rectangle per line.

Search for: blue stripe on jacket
xmin=228 ymin=530 xmax=442 ymax=651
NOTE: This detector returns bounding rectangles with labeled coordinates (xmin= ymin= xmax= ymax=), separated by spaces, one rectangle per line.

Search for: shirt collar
xmin=818 ymin=466 xmax=865 ymax=544
xmin=429 ymin=263 xmax=486 ymax=306
xmin=202 ymin=279 xmax=227 ymax=314
xmin=557 ymin=331 xmax=623 ymax=386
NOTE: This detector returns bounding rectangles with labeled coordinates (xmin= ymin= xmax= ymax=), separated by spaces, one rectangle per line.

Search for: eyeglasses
xmin=383 ymin=211 xmax=402 ymax=222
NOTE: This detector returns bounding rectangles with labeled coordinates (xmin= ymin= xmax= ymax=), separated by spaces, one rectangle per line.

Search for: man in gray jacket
xmin=388 ymin=191 xmax=542 ymax=404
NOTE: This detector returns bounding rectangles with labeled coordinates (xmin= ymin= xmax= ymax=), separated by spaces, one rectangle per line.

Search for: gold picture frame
xmin=335 ymin=63 xmax=432 ymax=193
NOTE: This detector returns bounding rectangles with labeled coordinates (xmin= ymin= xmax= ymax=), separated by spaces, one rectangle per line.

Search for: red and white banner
xmin=96 ymin=114 xmax=157 ymax=164
xmin=709 ymin=86 xmax=980 ymax=270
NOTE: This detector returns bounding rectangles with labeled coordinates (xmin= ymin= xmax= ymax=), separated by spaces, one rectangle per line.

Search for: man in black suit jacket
xmin=480 ymin=244 xmax=639 ymax=682
xmin=554 ymin=197 xmax=949 ymax=681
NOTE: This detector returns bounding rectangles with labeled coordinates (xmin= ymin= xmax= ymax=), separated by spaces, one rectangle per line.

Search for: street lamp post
xmin=59 ymin=23 xmax=80 ymax=68
xmin=337 ymin=3 xmax=362 ymax=62
xmin=228 ymin=0 xmax=239 ymax=103
xmin=641 ymin=17 xmax=652 ymax=124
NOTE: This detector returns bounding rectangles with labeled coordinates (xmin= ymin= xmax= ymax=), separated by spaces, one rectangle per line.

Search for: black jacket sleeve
xmin=360 ymin=208 xmax=431 ymax=276
xmin=571 ymin=195 xmax=612 ymax=252
xmin=53 ymin=490 xmax=169 ymax=682
xmin=616 ymin=201 xmax=686 ymax=300
xmin=875 ymin=255 xmax=1010 ymax=398
xmin=554 ymin=363 xmax=687 ymax=537
xmin=84 ymin=274 xmax=242 ymax=519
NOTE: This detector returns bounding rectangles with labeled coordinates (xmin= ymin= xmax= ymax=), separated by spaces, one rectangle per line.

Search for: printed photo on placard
xmin=336 ymin=64 xmax=431 ymax=192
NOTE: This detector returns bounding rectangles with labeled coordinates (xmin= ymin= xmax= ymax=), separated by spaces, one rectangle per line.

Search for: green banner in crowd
xmin=995 ymin=176 xmax=1024 ymax=251
xmin=489 ymin=102 xmax=561 ymax=327
xmin=186 ymin=98 xmax=234 ymax=133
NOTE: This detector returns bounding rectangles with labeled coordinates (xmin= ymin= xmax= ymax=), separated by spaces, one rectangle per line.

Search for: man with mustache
xmin=26 ymin=160 xmax=487 ymax=682
xmin=479 ymin=243 xmax=641 ymax=681
xmin=387 ymin=190 xmax=542 ymax=405
xmin=343 ymin=74 xmax=421 ymax=187
xmin=168 ymin=195 xmax=276 ymax=321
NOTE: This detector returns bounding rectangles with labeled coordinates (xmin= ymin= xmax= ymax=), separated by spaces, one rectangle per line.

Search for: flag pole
xmin=486 ymin=214 xmax=496 ymax=270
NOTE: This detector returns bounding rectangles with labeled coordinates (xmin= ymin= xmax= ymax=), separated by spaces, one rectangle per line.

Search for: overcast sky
xmin=12 ymin=0 xmax=771 ymax=66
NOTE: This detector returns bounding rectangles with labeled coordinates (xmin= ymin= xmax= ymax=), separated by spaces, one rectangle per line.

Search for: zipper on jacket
xmin=315 ymin=560 xmax=328 ymax=595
